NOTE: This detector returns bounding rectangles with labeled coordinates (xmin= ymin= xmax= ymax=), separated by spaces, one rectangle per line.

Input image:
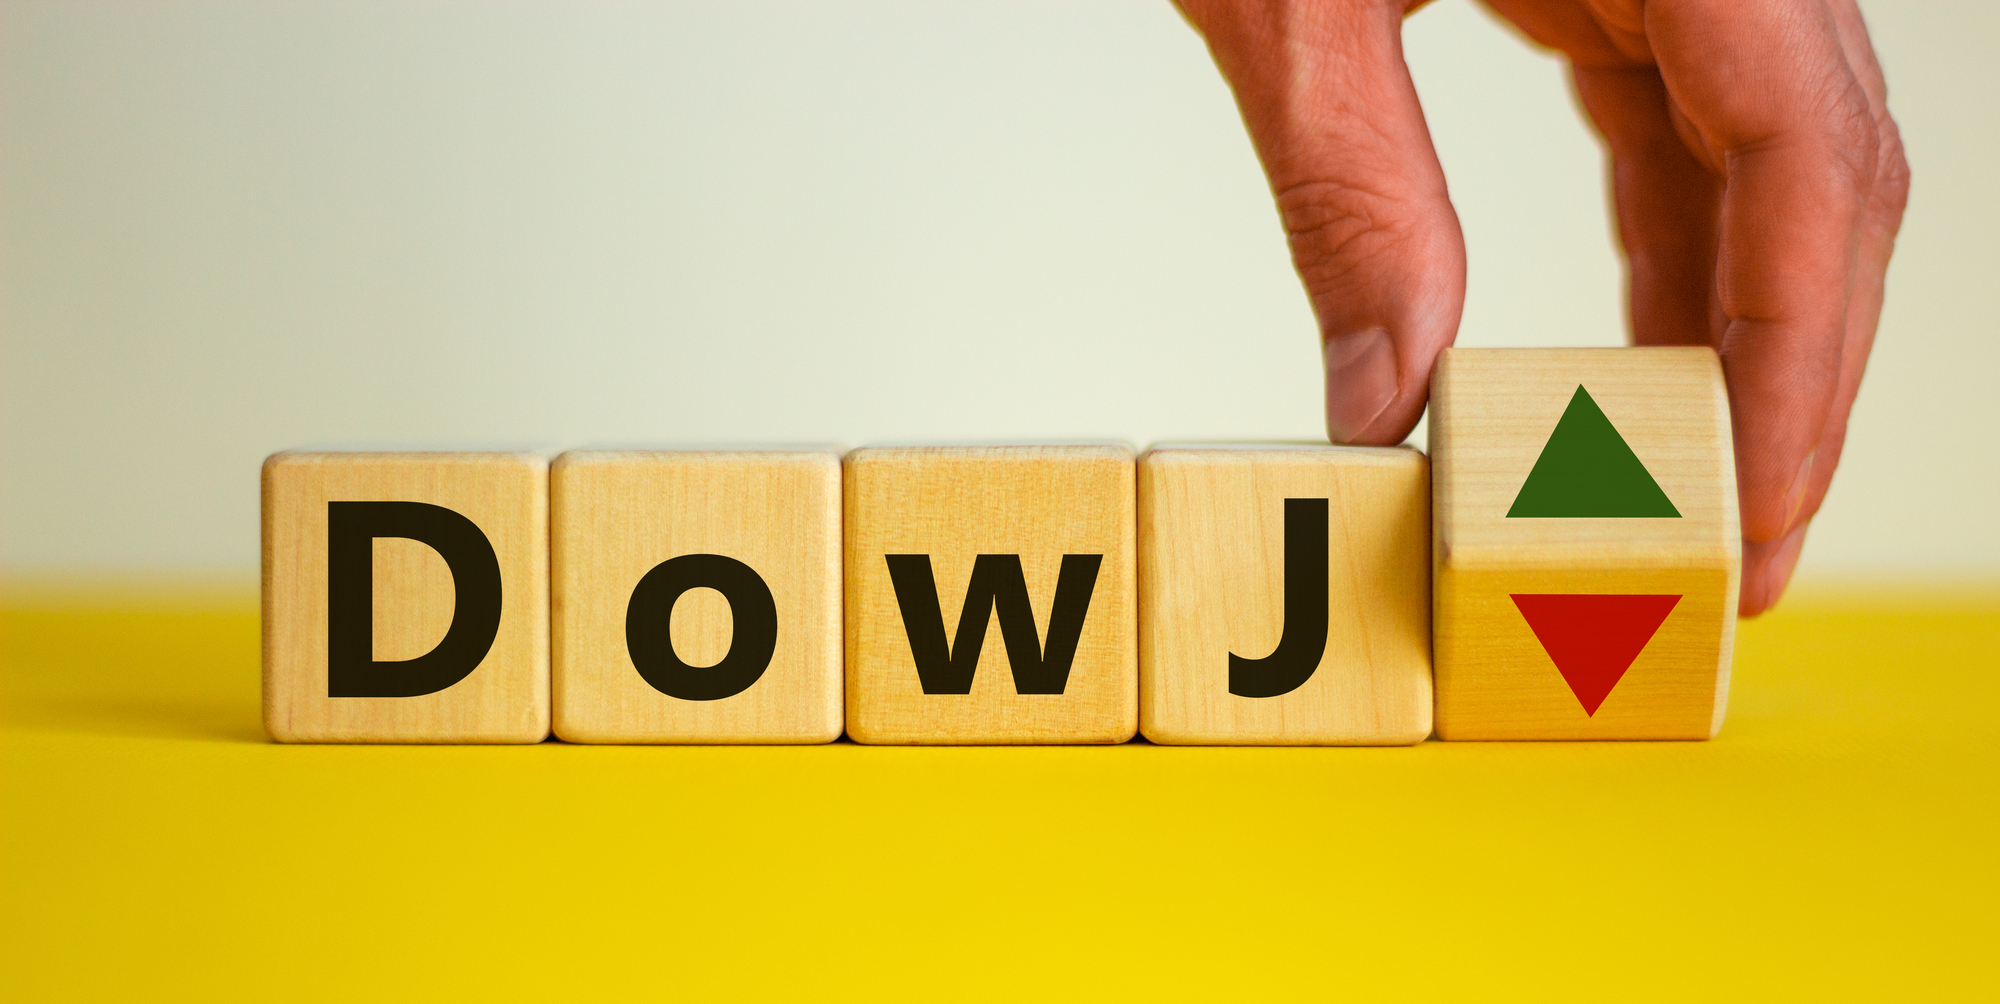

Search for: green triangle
xmin=1506 ymin=385 xmax=1681 ymax=518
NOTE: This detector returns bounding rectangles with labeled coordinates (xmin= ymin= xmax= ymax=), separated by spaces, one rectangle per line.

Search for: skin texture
xmin=1176 ymin=0 xmax=1909 ymax=615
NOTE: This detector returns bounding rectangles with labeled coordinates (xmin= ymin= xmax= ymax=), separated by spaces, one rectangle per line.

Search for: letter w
xmin=884 ymin=554 xmax=1103 ymax=695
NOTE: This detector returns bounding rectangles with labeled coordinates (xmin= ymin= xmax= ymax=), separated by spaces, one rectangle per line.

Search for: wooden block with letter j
xmin=551 ymin=448 xmax=843 ymax=743
xmin=1431 ymin=347 xmax=1740 ymax=740
xmin=1138 ymin=444 xmax=1432 ymax=745
xmin=844 ymin=444 xmax=1137 ymax=744
xmin=262 ymin=449 xmax=552 ymax=743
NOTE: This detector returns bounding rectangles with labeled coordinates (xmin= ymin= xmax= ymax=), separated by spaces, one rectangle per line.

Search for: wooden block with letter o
xmin=1431 ymin=347 xmax=1740 ymax=740
xmin=1138 ymin=443 xmax=1432 ymax=745
xmin=551 ymin=448 xmax=843 ymax=743
xmin=844 ymin=444 xmax=1137 ymax=744
xmin=262 ymin=450 xmax=551 ymax=743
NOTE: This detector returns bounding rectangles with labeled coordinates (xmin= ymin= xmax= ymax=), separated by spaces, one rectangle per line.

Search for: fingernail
xmin=1751 ymin=524 xmax=1810 ymax=616
xmin=1323 ymin=327 xmax=1398 ymax=443
xmin=1782 ymin=449 xmax=1816 ymax=532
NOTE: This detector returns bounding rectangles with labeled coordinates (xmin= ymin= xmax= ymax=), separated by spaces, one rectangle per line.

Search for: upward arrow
xmin=1508 ymin=385 xmax=1681 ymax=518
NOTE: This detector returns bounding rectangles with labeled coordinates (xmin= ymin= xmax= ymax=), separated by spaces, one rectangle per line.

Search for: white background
xmin=4 ymin=1 xmax=1994 ymax=577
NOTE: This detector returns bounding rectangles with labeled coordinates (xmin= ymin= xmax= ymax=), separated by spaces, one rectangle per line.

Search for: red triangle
xmin=1510 ymin=594 xmax=1681 ymax=716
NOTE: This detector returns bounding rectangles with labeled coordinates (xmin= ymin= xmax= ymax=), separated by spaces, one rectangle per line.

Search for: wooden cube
xmin=844 ymin=444 xmax=1137 ymax=744
xmin=551 ymin=449 xmax=843 ymax=743
xmin=1138 ymin=444 xmax=1432 ymax=745
xmin=262 ymin=450 xmax=551 ymax=743
xmin=1431 ymin=348 xmax=1740 ymax=740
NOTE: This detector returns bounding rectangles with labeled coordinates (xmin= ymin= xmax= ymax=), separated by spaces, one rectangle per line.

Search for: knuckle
xmin=1817 ymin=77 xmax=1882 ymax=190
xmin=1273 ymin=178 xmax=1433 ymax=296
xmin=1872 ymin=116 xmax=1912 ymax=218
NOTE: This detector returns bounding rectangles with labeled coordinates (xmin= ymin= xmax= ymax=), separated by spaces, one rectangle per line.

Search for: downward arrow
xmin=1510 ymin=594 xmax=1682 ymax=716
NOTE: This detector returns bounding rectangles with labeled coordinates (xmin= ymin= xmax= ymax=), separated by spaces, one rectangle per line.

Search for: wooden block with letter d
xmin=844 ymin=444 xmax=1137 ymax=744
xmin=1138 ymin=444 xmax=1432 ymax=745
xmin=1431 ymin=347 xmax=1740 ymax=740
xmin=262 ymin=449 xmax=551 ymax=743
xmin=551 ymin=448 xmax=843 ymax=743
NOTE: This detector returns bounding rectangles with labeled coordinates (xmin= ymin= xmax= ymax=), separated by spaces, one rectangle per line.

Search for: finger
xmin=1644 ymin=0 xmax=1885 ymax=547
xmin=1478 ymin=0 xmax=1727 ymax=347
xmin=1179 ymin=0 xmax=1464 ymax=444
xmin=1571 ymin=64 xmax=1724 ymax=349
xmin=1739 ymin=0 xmax=1909 ymax=615
xmin=1741 ymin=524 xmax=1809 ymax=616
xmin=1789 ymin=0 xmax=1906 ymax=536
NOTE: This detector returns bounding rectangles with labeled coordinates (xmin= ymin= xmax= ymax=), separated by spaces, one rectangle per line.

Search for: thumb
xmin=1182 ymin=0 xmax=1465 ymax=444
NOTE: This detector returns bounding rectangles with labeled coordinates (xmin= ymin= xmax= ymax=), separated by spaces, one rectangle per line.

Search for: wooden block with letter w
xmin=1431 ymin=348 xmax=1740 ymax=740
xmin=844 ymin=444 xmax=1137 ymax=744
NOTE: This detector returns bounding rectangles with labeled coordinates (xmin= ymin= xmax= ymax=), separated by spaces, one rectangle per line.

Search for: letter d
xmin=326 ymin=501 xmax=503 ymax=698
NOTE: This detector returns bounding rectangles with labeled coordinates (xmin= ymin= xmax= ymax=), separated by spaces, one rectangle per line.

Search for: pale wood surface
xmin=1138 ymin=444 xmax=1432 ymax=745
xmin=1430 ymin=348 xmax=1740 ymax=739
xmin=551 ymin=449 xmax=842 ymax=743
xmin=844 ymin=445 xmax=1137 ymax=744
xmin=262 ymin=451 xmax=550 ymax=742
xmin=1435 ymin=348 xmax=1738 ymax=569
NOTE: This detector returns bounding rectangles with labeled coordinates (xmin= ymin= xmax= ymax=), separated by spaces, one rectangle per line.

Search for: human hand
xmin=1176 ymin=0 xmax=1908 ymax=615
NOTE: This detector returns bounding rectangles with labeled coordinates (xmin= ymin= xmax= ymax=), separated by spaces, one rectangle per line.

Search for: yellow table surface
xmin=4 ymin=583 xmax=1995 ymax=1001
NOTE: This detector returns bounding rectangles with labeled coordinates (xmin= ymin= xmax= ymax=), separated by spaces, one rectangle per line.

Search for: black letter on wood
xmin=885 ymin=553 xmax=1102 ymax=695
xmin=625 ymin=554 xmax=778 ymax=702
xmin=327 ymin=501 xmax=503 ymax=698
xmin=1228 ymin=497 xmax=1328 ymax=698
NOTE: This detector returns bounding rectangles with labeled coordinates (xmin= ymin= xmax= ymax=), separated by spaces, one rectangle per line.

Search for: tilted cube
xmin=1431 ymin=348 xmax=1739 ymax=740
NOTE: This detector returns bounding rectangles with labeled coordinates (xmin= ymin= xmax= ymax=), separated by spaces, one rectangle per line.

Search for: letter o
xmin=625 ymin=554 xmax=778 ymax=701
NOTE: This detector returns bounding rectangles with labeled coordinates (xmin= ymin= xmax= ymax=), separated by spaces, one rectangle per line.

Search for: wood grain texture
xmin=262 ymin=451 xmax=550 ymax=743
xmin=551 ymin=449 xmax=842 ymax=743
xmin=1431 ymin=348 xmax=1740 ymax=740
xmin=1138 ymin=444 xmax=1432 ymax=745
xmin=844 ymin=445 xmax=1137 ymax=744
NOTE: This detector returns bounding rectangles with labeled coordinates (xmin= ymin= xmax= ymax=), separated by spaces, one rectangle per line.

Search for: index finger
xmin=1644 ymin=0 xmax=1888 ymax=547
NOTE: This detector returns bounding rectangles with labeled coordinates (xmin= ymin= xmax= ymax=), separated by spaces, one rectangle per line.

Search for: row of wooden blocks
xmin=263 ymin=348 xmax=1741 ymax=744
